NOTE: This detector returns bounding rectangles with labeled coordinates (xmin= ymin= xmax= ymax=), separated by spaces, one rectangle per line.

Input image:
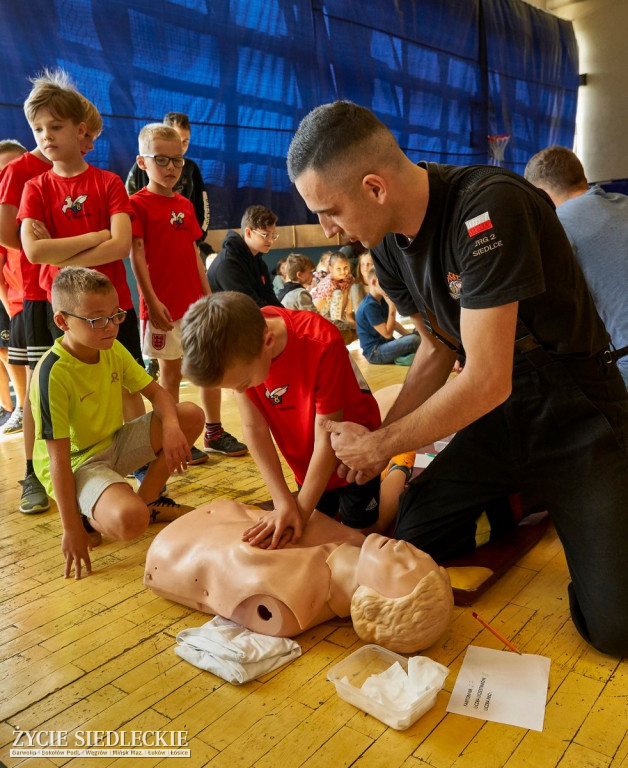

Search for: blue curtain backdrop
xmin=0 ymin=0 xmax=578 ymax=228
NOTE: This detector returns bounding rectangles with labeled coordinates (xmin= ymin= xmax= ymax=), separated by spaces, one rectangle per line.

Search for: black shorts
xmin=0 ymin=303 xmax=9 ymax=348
xmin=116 ymin=306 xmax=143 ymax=366
xmin=312 ymin=474 xmax=381 ymax=528
xmin=24 ymin=299 xmax=61 ymax=368
xmin=8 ymin=310 xmax=28 ymax=366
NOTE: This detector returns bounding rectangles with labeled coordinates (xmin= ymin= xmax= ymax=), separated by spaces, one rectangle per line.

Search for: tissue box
xmin=327 ymin=644 xmax=441 ymax=730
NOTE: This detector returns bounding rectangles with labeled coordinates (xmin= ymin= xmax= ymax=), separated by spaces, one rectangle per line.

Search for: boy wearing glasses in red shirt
xmin=207 ymin=204 xmax=282 ymax=309
xmin=129 ymin=123 xmax=234 ymax=464
xmin=30 ymin=268 xmax=203 ymax=580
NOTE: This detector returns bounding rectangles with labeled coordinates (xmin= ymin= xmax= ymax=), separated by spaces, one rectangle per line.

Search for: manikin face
xmin=357 ymin=534 xmax=438 ymax=599
xmin=30 ymin=107 xmax=85 ymax=163
xmin=295 ymin=167 xmax=388 ymax=250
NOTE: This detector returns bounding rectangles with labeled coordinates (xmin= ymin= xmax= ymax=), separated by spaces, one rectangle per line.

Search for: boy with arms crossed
xmin=0 ymin=74 xmax=117 ymax=513
xmin=32 ymin=268 xmax=203 ymax=579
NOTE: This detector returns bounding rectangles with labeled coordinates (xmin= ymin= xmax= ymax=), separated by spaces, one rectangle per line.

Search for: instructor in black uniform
xmin=287 ymin=101 xmax=628 ymax=656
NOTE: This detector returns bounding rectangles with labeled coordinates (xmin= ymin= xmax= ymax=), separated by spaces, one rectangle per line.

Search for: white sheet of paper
xmin=414 ymin=453 xmax=435 ymax=468
xmin=446 ymin=645 xmax=551 ymax=731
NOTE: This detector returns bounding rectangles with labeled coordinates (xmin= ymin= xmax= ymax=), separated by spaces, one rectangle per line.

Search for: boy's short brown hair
xmin=24 ymin=68 xmax=84 ymax=125
xmin=0 ymin=139 xmax=27 ymax=156
xmin=138 ymin=123 xmax=182 ymax=154
xmin=164 ymin=112 xmax=190 ymax=130
xmin=241 ymin=205 xmax=278 ymax=232
xmin=81 ymin=96 xmax=103 ymax=138
xmin=182 ymin=292 xmax=267 ymax=387
xmin=51 ymin=267 xmax=115 ymax=313
xmin=285 ymin=253 xmax=315 ymax=281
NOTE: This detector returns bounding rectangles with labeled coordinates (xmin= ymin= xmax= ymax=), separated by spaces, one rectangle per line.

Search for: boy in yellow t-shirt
xmin=31 ymin=268 xmax=203 ymax=580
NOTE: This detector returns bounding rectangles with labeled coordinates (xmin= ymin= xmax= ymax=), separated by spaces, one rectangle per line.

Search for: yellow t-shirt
xmin=31 ymin=337 xmax=153 ymax=498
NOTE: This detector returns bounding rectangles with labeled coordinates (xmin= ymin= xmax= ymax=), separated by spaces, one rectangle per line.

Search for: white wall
xmin=525 ymin=0 xmax=628 ymax=182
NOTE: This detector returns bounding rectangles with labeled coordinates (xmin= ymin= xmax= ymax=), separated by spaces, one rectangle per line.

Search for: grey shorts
xmin=74 ymin=412 xmax=156 ymax=518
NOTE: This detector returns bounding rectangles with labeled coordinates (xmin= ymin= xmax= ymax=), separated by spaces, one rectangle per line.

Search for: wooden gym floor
xmin=0 ymin=346 xmax=626 ymax=768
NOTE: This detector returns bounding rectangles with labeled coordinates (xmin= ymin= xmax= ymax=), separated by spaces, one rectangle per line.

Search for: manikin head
xmin=351 ymin=534 xmax=453 ymax=652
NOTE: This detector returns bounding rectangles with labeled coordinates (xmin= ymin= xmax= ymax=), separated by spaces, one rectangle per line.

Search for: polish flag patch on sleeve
xmin=465 ymin=212 xmax=493 ymax=237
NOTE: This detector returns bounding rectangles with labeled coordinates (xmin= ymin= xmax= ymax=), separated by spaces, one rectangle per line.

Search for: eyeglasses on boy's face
xmin=141 ymin=154 xmax=185 ymax=168
xmin=61 ymin=310 xmax=127 ymax=329
xmin=252 ymin=229 xmax=279 ymax=242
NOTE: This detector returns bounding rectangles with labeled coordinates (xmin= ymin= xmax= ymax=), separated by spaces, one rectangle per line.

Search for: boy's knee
xmin=176 ymin=401 xmax=204 ymax=435
xmin=103 ymin=499 xmax=150 ymax=540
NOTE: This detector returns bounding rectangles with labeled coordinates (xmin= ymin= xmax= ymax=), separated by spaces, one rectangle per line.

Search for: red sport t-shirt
xmin=130 ymin=188 xmax=204 ymax=321
xmin=0 ymin=151 xmax=50 ymax=302
xmin=1 ymin=245 xmax=24 ymax=316
xmin=245 ymin=307 xmax=381 ymax=490
xmin=18 ymin=165 xmax=134 ymax=307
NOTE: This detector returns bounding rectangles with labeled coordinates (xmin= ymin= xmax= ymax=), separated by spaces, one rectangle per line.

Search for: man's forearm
xmin=382 ymin=339 xmax=455 ymax=427
xmin=376 ymin=356 xmax=510 ymax=461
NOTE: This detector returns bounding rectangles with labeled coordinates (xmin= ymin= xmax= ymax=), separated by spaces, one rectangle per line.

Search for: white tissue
xmin=343 ymin=656 xmax=448 ymax=709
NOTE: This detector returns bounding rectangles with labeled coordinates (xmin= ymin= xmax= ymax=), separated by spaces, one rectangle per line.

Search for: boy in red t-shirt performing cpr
xmin=181 ymin=292 xmax=412 ymax=549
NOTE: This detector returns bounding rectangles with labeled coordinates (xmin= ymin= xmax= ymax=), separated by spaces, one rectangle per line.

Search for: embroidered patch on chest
xmin=465 ymin=212 xmax=493 ymax=237
xmin=265 ymin=385 xmax=289 ymax=405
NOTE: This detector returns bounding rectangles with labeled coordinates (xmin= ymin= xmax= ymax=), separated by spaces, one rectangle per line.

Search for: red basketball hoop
xmin=488 ymin=134 xmax=510 ymax=167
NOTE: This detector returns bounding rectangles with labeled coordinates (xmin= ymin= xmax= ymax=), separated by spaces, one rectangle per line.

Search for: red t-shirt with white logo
xmin=130 ymin=188 xmax=203 ymax=321
xmin=18 ymin=165 xmax=133 ymax=307
xmin=245 ymin=307 xmax=381 ymax=489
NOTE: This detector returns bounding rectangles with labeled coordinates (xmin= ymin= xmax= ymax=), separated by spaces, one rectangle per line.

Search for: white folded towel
xmin=175 ymin=616 xmax=302 ymax=684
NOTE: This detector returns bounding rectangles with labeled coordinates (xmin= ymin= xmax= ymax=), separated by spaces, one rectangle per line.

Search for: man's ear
xmin=362 ymin=173 xmax=387 ymax=204
xmin=137 ymin=154 xmax=148 ymax=171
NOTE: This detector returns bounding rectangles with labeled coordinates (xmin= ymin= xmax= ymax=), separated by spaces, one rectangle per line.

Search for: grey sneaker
xmin=203 ymin=431 xmax=248 ymax=456
xmin=1 ymin=406 xmax=23 ymax=434
xmin=0 ymin=406 xmax=12 ymax=428
xmin=19 ymin=473 xmax=50 ymax=514
xmin=148 ymin=495 xmax=193 ymax=523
